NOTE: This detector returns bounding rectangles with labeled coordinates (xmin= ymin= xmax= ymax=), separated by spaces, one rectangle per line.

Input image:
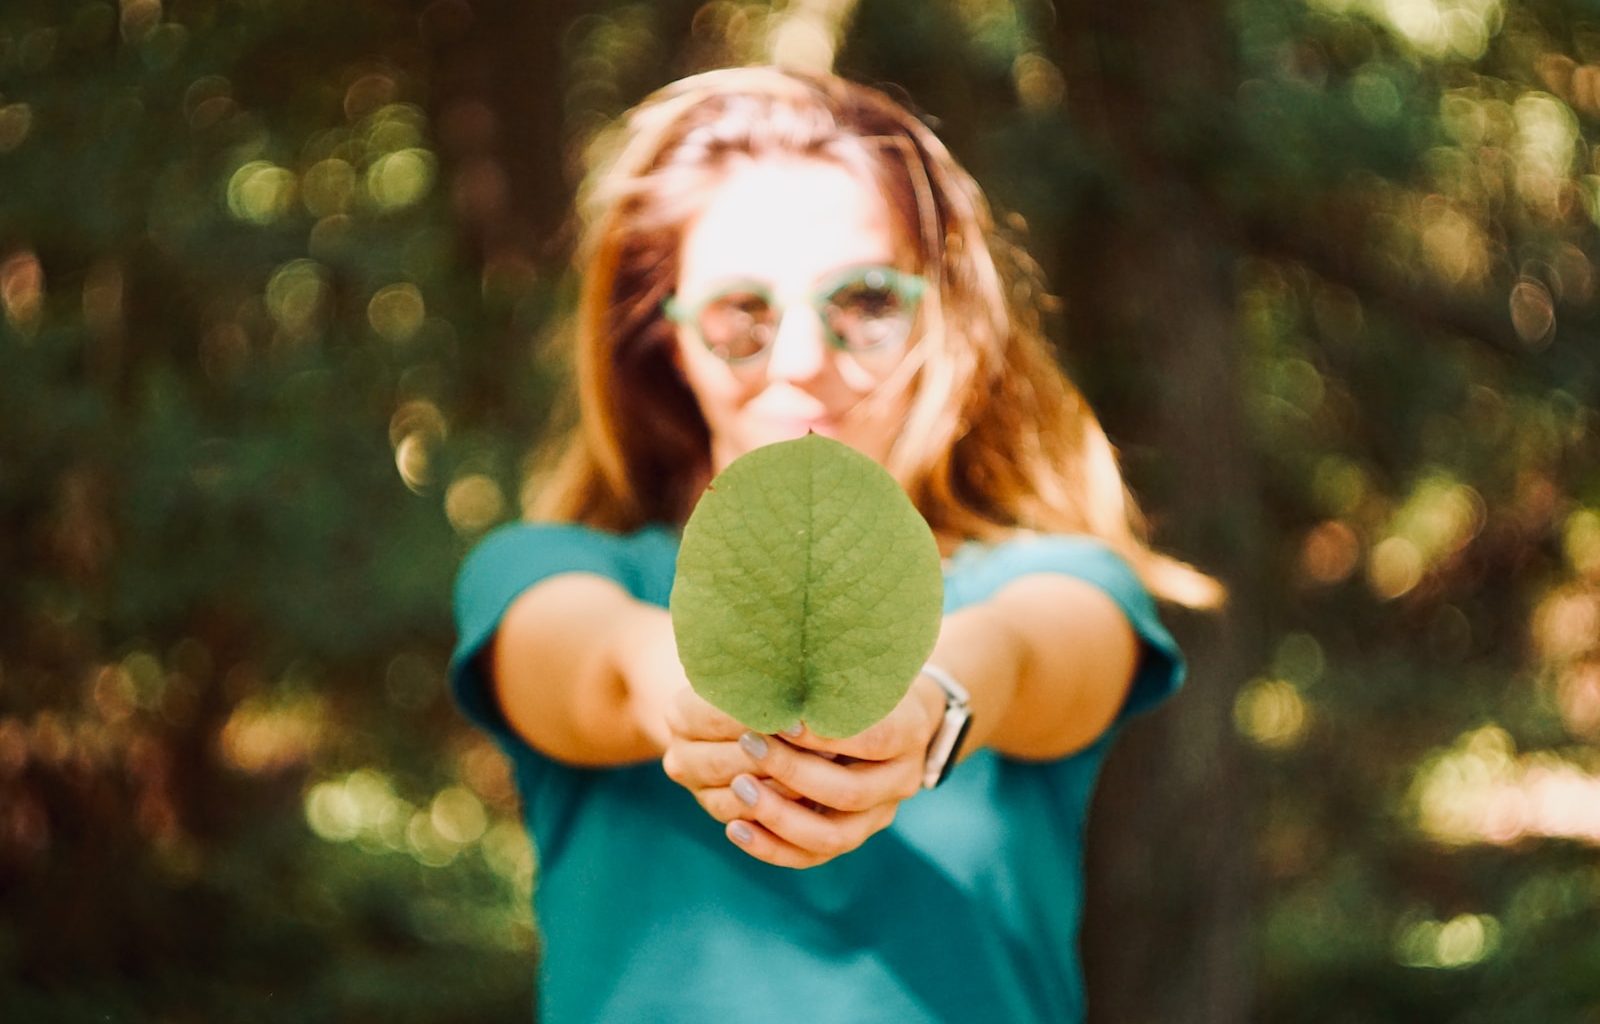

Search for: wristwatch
xmin=919 ymin=663 xmax=973 ymax=789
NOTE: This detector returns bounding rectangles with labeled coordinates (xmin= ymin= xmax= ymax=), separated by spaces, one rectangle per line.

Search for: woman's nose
xmin=763 ymin=304 xmax=828 ymax=383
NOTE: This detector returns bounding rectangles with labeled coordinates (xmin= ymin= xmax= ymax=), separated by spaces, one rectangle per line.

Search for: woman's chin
xmin=755 ymin=419 xmax=838 ymax=445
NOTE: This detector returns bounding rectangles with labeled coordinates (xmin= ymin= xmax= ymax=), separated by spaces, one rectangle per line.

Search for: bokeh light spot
xmin=366 ymin=148 xmax=435 ymax=211
xmin=1351 ymin=67 xmax=1402 ymax=124
xmin=1273 ymin=633 xmax=1326 ymax=685
xmin=1311 ymin=457 xmax=1369 ymax=517
xmin=388 ymin=399 xmax=448 ymax=448
xmin=430 ymin=787 xmax=488 ymax=845
xmin=1557 ymin=661 xmax=1600 ymax=737
xmin=1509 ymin=278 xmax=1556 ymax=346
xmin=406 ymin=807 xmax=459 ymax=867
xmin=305 ymin=769 xmax=409 ymax=846
xmin=301 ymin=158 xmax=357 ymax=218
xmin=445 ymin=474 xmax=506 ymax=535
xmin=120 ymin=0 xmax=162 ymax=44
xmin=344 ymin=72 xmax=400 ymax=122
xmin=768 ymin=11 xmax=834 ymax=72
xmin=368 ymin=282 xmax=425 ymax=342
xmin=1012 ymin=53 xmax=1066 ymax=112
xmin=266 ymin=259 xmax=329 ymax=338
xmin=1234 ymin=679 xmax=1310 ymax=750
xmin=1 ymin=250 xmax=45 ymax=333
xmin=1299 ymin=519 xmax=1361 ymax=585
xmin=91 ymin=664 xmax=137 ymax=723
xmin=395 ymin=434 xmax=432 ymax=493
xmin=305 ymin=781 xmax=360 ymax=842
xmin=1531 ymin=588 xmax=1600 ymax=663
xmin=0 ymin=103 xmax=33 ymax=152
xmin=183 ymin=75 xmax=234 ymax=131
xmin=1369 ymin=536 xmax=1424 ymax=599
xmin=227 ymin=161 xmax=297 ymax=225
xmin=1394 ymin=913 xmax=1499 ymax=969
xmin=220 ymin=695 xmax=327 ymax=774
xmin=1564 ymin=509 xmax=1600 ymax=578
xmin=482 ymin=819 xmax=536 ymax=895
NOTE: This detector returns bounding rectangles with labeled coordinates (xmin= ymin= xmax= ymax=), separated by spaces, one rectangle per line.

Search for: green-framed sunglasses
xmin=663 ymin=264 xmax=927 ymax=365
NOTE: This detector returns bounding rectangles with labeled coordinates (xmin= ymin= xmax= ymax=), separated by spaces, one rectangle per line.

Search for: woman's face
xmin=671 ymin=156 xmax=918 ymax=473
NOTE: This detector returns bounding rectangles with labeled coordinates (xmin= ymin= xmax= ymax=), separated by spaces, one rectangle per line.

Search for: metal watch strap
xmin=919 ymin=663 xmax=973 ymax=790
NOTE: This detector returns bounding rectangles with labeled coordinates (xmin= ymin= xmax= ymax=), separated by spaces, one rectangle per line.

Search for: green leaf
xmin=670 ymin=433 xmax=945 ymax=738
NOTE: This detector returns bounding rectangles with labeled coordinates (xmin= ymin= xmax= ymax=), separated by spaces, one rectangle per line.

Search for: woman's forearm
xmin=491 ymin=575 xmax=666 ymax=767
xmin=961 ymin=575 xmax=1141 ymax=761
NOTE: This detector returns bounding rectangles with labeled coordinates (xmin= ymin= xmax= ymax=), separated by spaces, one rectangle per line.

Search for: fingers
xmin=661 ymin=739 xmax=751 ymax=790
xmin=727 ymin=821 xmax=818 ymax=869
xmin=737 ymin=731 xmax=921 ymax=812
xmin=783 ymin=691 xmax=939 ymax=763
xmin=663 ymin=687 xmax=748 ymax=742
xmin=706 ymin=776 xmax=896 ymax=869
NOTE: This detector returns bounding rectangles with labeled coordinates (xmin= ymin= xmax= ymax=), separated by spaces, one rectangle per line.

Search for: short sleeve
xmin=953 ymin=534 xmax=1186 ymax=722
xmin=448 ymin=522 xmax=677 ymax=746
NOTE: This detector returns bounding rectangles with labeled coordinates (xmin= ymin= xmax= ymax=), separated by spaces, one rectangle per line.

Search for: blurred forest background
xmin=2 ymin=0 xmax=1597 ymax=1021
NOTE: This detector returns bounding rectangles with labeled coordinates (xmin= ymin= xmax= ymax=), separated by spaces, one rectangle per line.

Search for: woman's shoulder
xmin=454 ymin=518 xmax=681 ymax=612
xmin=945 ymin=530 xmax=1137 ymax=591
xmin=949 ymin=530 xmax=1185 ymax=721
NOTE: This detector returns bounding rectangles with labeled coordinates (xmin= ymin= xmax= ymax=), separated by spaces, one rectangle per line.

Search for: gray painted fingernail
xmin=732 ymin=776 xmax=760 ymax=807
xmin=739 ymin=732 xmax=769 ymax=760
xmin=729 ymin=821 xmax=753 ymax=844
xmin=780 ymin=722 xmax=803 ymax=737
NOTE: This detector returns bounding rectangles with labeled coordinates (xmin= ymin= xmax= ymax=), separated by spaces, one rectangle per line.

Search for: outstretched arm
xmin=487 ymin=573 xmax=685 ymax=767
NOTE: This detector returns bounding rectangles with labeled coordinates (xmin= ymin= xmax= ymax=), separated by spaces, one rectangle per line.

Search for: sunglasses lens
xmin=823 ymin=272 xmax=917 ymax=352
xmin=698 ymin=290 xmax=777 ymax=361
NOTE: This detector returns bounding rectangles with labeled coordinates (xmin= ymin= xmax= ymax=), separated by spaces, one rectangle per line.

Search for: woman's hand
xmin=661 ymin=677 xmax=945 ymax=869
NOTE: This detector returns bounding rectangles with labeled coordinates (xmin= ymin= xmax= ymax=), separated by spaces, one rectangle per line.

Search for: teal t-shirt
xmin=449 ymin=522 xmax=1185 ymax=1024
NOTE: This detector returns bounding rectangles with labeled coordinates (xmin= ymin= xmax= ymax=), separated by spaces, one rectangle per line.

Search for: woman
xmin=450 ymin=66 xmax=1219 ymax=1023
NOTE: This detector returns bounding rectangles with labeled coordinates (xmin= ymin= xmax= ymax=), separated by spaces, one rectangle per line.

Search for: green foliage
xmin=671 ymin=434 xmax=944 ymax=737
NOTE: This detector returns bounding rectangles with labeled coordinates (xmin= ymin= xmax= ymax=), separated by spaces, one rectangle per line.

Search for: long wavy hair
xmin=528 ymin=66 xmax=1221 ymax=608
